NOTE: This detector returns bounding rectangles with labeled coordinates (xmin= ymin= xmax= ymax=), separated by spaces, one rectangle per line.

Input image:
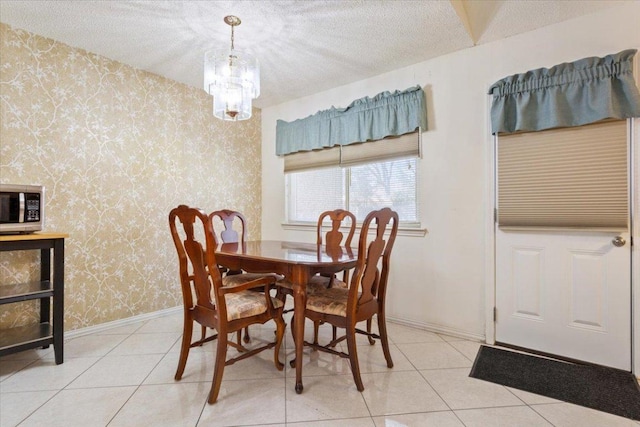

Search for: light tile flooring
xmin=1 ymin=310 xmax=638 ymax=427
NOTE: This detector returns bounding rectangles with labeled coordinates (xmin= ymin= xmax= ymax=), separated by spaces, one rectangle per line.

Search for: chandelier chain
xmin=230 ymin=24 xmax=235 ymax=51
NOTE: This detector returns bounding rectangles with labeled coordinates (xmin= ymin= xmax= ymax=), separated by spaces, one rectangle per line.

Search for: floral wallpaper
xmin=0 ymin=23 xmax=263 ymax=330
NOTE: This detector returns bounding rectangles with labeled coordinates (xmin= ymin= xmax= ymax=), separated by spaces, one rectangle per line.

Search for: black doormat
xmin=469 ymin=345 xmax=640 ymax=421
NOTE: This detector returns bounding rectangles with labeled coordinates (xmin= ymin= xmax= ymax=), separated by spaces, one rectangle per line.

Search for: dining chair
xmin=209 ymin=209 xmax=252 ymax=277
xmin=309 ymin=209 xmax=356 ymax=290
xmin=304 ymin=209 xmax=356 ymax=344
xmin=276 ymin=209 xmax=357 ymax=342
xmin=210 ymin=209 xmax=284 ymax=343
xmin=169 ymin=204 xmax=285 ymax=404
xmin=296 ymin=207 xmax=399 ymax=391
xmin=277 ymin=209 xmax=356 ymax=296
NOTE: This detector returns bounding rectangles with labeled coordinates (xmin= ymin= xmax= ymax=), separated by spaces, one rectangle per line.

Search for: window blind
xmin=287 ymin=168 xmax=345 ymax=222
xmin=349 ymin=158 xmax=418 ymax=222
xmin=497 ymin=120 xmax=628 ymax=229
xmin=340 ymin=132 xmax=420 ymax=167
xmin=286 ymin=158 xmax=418 ymax=223
xmin=284 ymin=146 xmax=340 ymax=172
xmin=284 ymin=131 xmax=420 ymax=172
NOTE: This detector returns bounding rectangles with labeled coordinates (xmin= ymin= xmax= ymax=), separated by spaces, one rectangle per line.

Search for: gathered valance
xmin=488 ymin=49 xmax=640 ymax=134
xmin=276 ymin=85 xmax=427 ymax=156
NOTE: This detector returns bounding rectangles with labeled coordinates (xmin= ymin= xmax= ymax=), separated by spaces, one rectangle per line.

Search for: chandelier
xmin=203 ymin=15 xmax=260 ymax=121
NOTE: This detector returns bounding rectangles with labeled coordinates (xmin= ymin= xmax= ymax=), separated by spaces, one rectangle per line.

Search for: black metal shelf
xmin=0 ymin=323 xmax=53 ymax=355
xmin=0 ymin=233 xmax=66 ymax=364
xmin=0 ymin=280 xmax=53 ymax=304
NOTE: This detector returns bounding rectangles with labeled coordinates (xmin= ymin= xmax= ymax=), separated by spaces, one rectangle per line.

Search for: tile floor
xmin=1 ymin=310 xmax=638 ymax=427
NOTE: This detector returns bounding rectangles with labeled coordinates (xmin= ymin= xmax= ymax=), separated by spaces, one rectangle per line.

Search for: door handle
xmin=612 ymin=236 xmax=626 ymax=247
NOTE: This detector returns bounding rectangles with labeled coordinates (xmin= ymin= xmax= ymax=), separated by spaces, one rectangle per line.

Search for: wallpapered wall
xmin=0 ymin=23 xmax=263 ymax=330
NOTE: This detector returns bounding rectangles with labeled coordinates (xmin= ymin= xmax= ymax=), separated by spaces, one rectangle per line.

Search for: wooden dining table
xmin=215 ymin=240 xmax=357 ymax=394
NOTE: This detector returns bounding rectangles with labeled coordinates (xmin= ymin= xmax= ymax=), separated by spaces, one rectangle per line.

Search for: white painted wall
xmin=261 ymin=3 xmax=640 ymax=343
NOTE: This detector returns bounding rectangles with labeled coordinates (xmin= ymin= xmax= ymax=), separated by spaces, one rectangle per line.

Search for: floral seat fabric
xmin=276 ymin=275 xmax=347 ymax=294
xmin=305 ymin=286 xmax=352 ymax=317
xmin=307 ymin=275 xmax=347 ymax=289
xmin=220 ymin=290 xmax=284 ymax=321
xmin=222 ymin=273 xmax=282 ymax=288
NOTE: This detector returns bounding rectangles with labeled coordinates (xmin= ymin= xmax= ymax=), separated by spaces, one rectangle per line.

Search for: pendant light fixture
xmin=203 ymin=15 xmax=260 ymax=121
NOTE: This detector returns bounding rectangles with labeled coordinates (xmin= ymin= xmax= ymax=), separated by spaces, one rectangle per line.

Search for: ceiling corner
xmin=449 ymin=0 xmax=477 ymax=45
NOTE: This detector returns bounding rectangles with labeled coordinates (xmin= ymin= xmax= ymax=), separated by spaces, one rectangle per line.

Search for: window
xmin=286 ymin=157 xmax=418 ymax=224
xmin=276 ymin=88 xmax=427 ymax=227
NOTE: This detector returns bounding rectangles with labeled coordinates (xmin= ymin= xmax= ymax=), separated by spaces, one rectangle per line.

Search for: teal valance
xmin=488 ymin=49 xmax=640 ymax=134
xmin=276 ymin=85 xmax=427 ymax=156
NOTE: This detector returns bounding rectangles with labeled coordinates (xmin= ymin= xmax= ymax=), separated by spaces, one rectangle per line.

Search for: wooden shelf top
xmin=0 ymin=232 xmax=68 ymax=242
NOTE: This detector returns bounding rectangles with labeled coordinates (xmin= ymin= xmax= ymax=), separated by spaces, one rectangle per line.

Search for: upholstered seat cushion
xmin=275 ymin=278 xmax=293 ymax=290
xmin=308 ymin=274 xmax=347 ymax=289
xmin=222 ymin=272 xmax=281 ymax=288
xmin=277 ymin=275 xmax=347 ymax=293
xmin=218 ymin=291 xmax=284 ymax=321
xmin=305 ymin=286 xmax=351 ymax=317
xmin=217 ymin=273 xmax=284 ymax=321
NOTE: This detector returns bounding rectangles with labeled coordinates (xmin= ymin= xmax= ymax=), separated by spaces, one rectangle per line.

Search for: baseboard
xmin=65 ymin=308 xmax=484 ymax=343
xmin=64 ymin=306 xmax=182 ymax=339
xmin=387 ymin=315 xmax=485 ymax=342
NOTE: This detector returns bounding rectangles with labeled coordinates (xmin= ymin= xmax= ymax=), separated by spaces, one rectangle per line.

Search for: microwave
xmin=0 ymin=184 xmax=45 ymax=234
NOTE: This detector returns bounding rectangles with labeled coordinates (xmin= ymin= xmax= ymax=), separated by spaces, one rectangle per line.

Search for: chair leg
xmin=175 ymin=314 xmax=194 ymax=380
xmin=273 ymin=316 xmax=286 ymax=370
xmin=377 ymin=312 xmax=394 ymax=368
xmin=243 ymin=326 xmax=251 ymax=343
xmin=275 ymin=287 xmax=287 ymax=305
xmin=313 ymin=321 xmax=337 ymax=347
xmin=345 ymin=324 xmax=364 ymax=391
xmin=208 ymin=331 xmax=228 ymax=404
xmin=313 ymin=321 xmax=320 ymax=346
xmin=287 ymin=314 xmax=296 ymax=368
xmin=200 ymin=325 xmax=206 ymax=344
xmin=366 ymin=319 xmax=375 ymax=345
xmin=290 ymin=314 xmax=297 ymax=343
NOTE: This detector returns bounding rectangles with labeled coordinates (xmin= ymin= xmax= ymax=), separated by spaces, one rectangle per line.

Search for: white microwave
xmin=0 ymin=184 xmax=45 ymax=234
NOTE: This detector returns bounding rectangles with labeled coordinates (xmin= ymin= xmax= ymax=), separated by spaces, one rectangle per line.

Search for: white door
xmin=494 ymin=120 xmax=632 ymax=371
xmin=495 ymin=228 xmax=631 ymax=370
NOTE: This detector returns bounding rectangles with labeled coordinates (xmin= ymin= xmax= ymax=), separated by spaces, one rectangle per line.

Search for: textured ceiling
xmin=0 ymin=0 xmax=628 ymax=108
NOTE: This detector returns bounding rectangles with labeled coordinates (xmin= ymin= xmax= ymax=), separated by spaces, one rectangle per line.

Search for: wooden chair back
xmin=169 ymin=205 xmax=221 ymax=320
xmin=349 ymin=207 xmax=399 ymax=316
xmin=209 ymin=209 xmax=250 ymax=278
xmin=317 ymin=209 xmax=356 ymax=249
xmin=209 ymin=209 xmax=248 ymax=244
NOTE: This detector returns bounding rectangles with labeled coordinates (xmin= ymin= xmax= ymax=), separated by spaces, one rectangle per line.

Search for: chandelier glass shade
xmin=203 ymin=16 xmax=260 ymax=121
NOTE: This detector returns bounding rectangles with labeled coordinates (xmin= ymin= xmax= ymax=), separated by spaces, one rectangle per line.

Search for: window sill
xmin=281 ymin=222 xmax=428 ymax=237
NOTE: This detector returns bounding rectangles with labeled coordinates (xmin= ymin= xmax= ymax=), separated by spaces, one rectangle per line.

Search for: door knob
xmin=612 ymin=236 xmax=626 ymax=247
